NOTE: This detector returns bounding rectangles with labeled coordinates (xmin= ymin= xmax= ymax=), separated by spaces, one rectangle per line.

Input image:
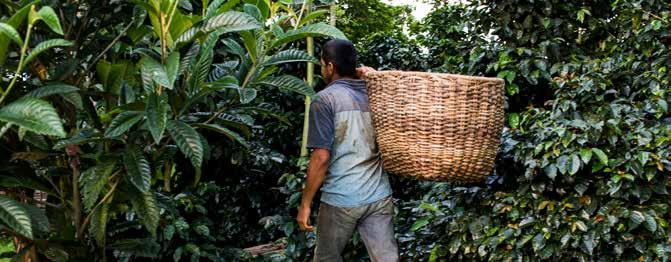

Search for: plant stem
xmin=300 ymin=36 xmax=314 ymax=157
xmin=0 ymin=24 xmax=33 ymax=106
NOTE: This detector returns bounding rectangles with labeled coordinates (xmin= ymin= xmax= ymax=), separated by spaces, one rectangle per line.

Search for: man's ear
xmin=328 ymin=62 xmax=335 ymax=76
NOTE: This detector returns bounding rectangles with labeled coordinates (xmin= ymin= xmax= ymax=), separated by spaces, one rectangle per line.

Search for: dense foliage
xmin=398 ymin=0 xmax=671 ymax=260
xmin=0 ymin=0 xmax=344 ymax=260
xmin=0 ymin=0 xmax=669 ymax=261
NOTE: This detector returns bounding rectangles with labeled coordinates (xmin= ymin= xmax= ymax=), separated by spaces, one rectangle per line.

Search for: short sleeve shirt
xmin=307 ymin=79 xmax=392 ymax=208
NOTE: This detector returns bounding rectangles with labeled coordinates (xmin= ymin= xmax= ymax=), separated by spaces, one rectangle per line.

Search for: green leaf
xmin=0 ymin=23 xmax=22 ymax=45
xmin=80 ymin=163 xmax=115 ymax=210
xmin=256 ymin=75 xmax=315 ymax=98
xmin=556 ymin=155 xmax=569 ymax=174
xmin=630 ymin=210 xmax=645 ymax=228
xmin=129 ymin=192 xmax=159 ymax=237
xmin=298 ymin=9 xmax=329 ymax=27
xmin=165 ymin=51 xmax=180 ymax=88
xmin=36 ymin=6 xmax=64 ymax=35
xmin=575 ymin=220 xmax=588 ymax=232
xmin=577 ymin=9 xmax=586 ymax=23
xmin=591 ymin=148 xmax=608 ymax=165
xmin=240 ymin=31 xmax=258 ymax=63
xmin=0 ymin=195 xmax=32 ymax=238
xmin=89 ymin=204 xmax=109 ymax=246
xmin=207 ymin=75 xmax=239 ymax=90
xmin=22 ymin=203 xmax=49 ymax=234
xmin=0 ymin=3 xmax=33 ymax=67
xmin=24 ymin=84 xmax=78 ymax=98
xmin=141 ymin=56 xmax=171 ymax=89
xmin=644 ymin=212 xmax=657 ymax=233
xmin=544 ymin=164 xmax=557 ymax=180
xmin=146 ymin=92 xmax=169 ymax=143
xmin=123 ymin=145 xmax=152 ymax=193
xmin=532 ymin=233 xmax=545 ymax=251
xmin=53 ymin=129 xmax=101 ymax=150
xmin=193 ymin=123 xmax=249 ymax=148
xmin=508 ymin=113 xmax=520 ymax=129
xmin=243 ymin=4 xmax=263 ymax=22
xmin=579 ymin=148 xmax=592 ymax=164
xmin=271 ymin=23 xmax=347 ymax=48
xmin=263 ymin=49 xmax=318 ymax=66
xmin=411 ymin=217 xmax=430 ymax=231
xmin=569 ymin=154 xmax=581 ymax=175
xmin=167 ymin=120 xmax=203 ymax=168
xmin=238 ymin=88 xmax=257 ymax=104
xmin=202 ymin=11 xmax=261 ymax=34
xmin=59 ymin=92 xmax=83 ymax=110
xmin=0 ymin=98 xmax=66 ymax=137
xmin=24 ymin=39 xmax=73 ymax=64
xmin=104 ymin=111 xmax=143 ymax=138
xmin=205 ymin=0 xmax=240 ymax=19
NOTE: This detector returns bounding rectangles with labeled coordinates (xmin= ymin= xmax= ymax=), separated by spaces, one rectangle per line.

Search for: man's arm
xmin=297 ymin=148 xmax=330 ymax=231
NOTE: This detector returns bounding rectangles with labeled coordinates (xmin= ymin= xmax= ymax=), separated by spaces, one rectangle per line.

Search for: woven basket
xmin=363 ymin=71 xmax=505 ymax=182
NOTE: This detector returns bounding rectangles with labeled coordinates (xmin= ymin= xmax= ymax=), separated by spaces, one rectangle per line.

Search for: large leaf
xmin=146 ymin=92 xmax=169 ymax=144
xmin=202 ymin=11 xmax=261 ymax=34
xmin=129 ymin=192 xmax=159 ymax=237
xmin=256 ymin=75 xmax=315 ymax=97
xmin=238 ymin=88 xmax=257 ymax=104
xmin=243 ymin=3 xmax=263 ymax=22
xmin=123 ymin=145 xmax=152 ymax=193
xmin=24 ymin=84 xmax=78 ymax=98
xmin=89 ymin=204 xmax=109 ymax=246
xmin=59 ymin=92 xmax=84 ymax=110
xmin=194 ymin=123 xmax=249 ymax=148
xmin=271 ymin=23 xmax=347 ymax=48
xmin=0 ymin=195 xmax=32 ymax=238
xmin=141 ymin=56 xmax=171 ymax=89
xmin=104 ymin=111 xmax=143 ymax=138
xmin=24 ymin=39 xmax=73 ymax=64
xmin=175 ymin=11 xmax=259 ymax=46
xmin=80 ymin=163 xmax=115 ymax=210
xmin=165 ymin=51 xmax=180 ymax=88
xmin=167 ymin=120 xmax=203 ymax=168
xmin=239 ymin=31 xmax=258 ymax=63
xmin=298 ymin=9 xmax=329 ymax=27
xmin=263 ymin=49 xmax=318 ymax=66
xmin=0 ymin=23 xmax=22 ymax=45
xmin=53 ymin=129 xmax=102 ymax=150
xmin=22 ymin=203 xmax=49 ymax=234
xmin=0 ymin=98 xmax=66 ymax=137
xmin=591 ymin=148 xmax=608 ymax=165
xmin=179 ymin=43 xmax=200 ymax=77
xmin=36 ymin=6 xmax=64 ymax=35
xmin=0 ymin=3 xmax=33 ymax=67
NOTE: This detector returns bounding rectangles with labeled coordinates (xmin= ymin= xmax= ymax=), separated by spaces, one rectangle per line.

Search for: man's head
xmin=320 ymin=39 xmax=358 ymax=83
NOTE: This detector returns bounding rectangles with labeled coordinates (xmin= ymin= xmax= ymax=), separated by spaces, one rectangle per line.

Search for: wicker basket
xmin=363 ymin=71 xmax=505 ymax=182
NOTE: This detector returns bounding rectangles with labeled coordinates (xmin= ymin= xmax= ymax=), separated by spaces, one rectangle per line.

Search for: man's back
xmin=307 ymin=79 xmax=392 ymax=208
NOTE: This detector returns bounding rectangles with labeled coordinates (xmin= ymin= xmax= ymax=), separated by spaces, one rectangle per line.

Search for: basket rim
xmin=363 ymin=70 xmax=505 ymax=83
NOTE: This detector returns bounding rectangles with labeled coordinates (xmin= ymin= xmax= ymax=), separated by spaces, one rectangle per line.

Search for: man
xmin=296 ymin=39 xmax=399 ymax=261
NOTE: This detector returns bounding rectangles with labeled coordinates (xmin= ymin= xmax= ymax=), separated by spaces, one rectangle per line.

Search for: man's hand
xmin=297 ymin=149 xmax=329 ymax=232
xmin=356 ymin=66 xmax=376 ymax=78
xmin=297 ymin=205 xmax=314 ymax=231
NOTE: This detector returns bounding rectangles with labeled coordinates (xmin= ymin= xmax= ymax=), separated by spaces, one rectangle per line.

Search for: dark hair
xmin=320 ymin=39 xmax=358 ymax=77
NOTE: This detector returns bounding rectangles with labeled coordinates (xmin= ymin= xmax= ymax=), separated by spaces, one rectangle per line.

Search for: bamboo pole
xmin=300 ymin=2 xmax=315 ymax=158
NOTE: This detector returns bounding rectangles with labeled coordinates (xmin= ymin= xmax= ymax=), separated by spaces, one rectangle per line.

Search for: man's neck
xmin=329 ymin=75 xmax=357 ymax=84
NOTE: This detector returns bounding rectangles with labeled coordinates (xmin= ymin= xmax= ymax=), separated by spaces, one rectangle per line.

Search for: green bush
xmin=399 ymin=0 xmax=671 ymax=260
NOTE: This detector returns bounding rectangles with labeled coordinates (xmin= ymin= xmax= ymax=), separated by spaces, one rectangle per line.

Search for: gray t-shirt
xmin=307 ymin=79 xmax=392 ymax=208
